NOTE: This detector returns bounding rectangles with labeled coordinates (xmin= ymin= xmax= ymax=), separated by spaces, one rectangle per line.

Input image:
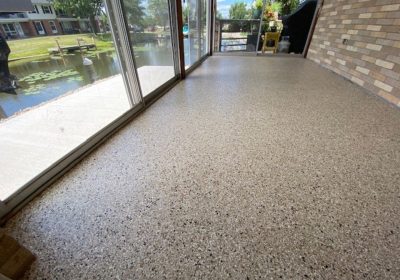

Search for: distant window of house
xmin=34 ymin=21 xmax=46 ymax=35
xmin=1 ymin=23 xmax=17 ymax=37
xmin=55 ymin=9 xmax=66 ymax=16
xmin=42 ymin=5 xmax=53 ymax=14
xmin=60 ymin=21 xmax=73 ymax=32
xmin=29 ymin=5 xmax=39 ymax=13
xmin=49 ymin=21 xmax=58 ymax=33
xmin=79 ymin=21 xmax=91 ymax=31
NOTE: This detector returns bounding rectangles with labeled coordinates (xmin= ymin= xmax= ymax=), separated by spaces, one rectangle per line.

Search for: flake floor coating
xmin=4 ymin=56 xmax=400 ymax=279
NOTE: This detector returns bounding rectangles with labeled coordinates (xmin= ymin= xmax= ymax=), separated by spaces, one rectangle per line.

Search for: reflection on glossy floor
xmin=5 ymin=56 xmax=400 ymax=279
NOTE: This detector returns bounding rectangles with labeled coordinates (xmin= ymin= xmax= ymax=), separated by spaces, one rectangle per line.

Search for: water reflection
xmin=0 ymin=51 xmax=121 ymax=118
xmin=0 ymin=38 xmax=196 ymax=118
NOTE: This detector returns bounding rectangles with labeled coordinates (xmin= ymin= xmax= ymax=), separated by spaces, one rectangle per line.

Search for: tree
xmin=183 ymin=4 xmax=190 ymax=23
xmin=228 ymin=2 xmax=249 ymax=31
xmin=124 ymin=0 xmax=145 ymax=28
xmin=250 ymin=0 xmax=263 ymax=19
xmin=229 ymin=2 xmax=248 ymax=20
xmin=148 ymin=0 xmax=169 ymax=30
xmin=50 ymin=0 xmax=103 ymax=34
xmin=276 ymin=0 xmax=299 ymax=15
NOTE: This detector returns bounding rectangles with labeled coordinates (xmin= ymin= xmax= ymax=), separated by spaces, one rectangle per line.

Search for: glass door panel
xmin=122 ymin=0 xmax=178 ymax=97
xmin=182 ymin=0 xmax=209 ymax=68
xmin=0 ymin=0 xmax=141 ymax=219
xmin=183 ymin=0 xmax=200 ymax=67
xmin=215 ymin=0 xmax=262 ymax=52
xmin=200 ymin=0 xmax=208 ymax=57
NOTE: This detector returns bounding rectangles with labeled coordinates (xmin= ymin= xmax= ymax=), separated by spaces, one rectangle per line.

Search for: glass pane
xmin=183 ymin=0 xmax=198 ymax=67
xmin=0 ymin=1 xmax=136 ymax=200
xmin=122 ymin=0 xmax=177 ymax=97
xmin=215 ymin=0 xmax=261 ymax=52
xmin=183 ymin=0 xmax=209 ymax=67
xmin=200 ymin=0 xmax=208 ymax=57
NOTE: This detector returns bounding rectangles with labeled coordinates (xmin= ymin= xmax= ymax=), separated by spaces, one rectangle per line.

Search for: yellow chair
xmin=262 ymin=32 xmax=280 ymax=54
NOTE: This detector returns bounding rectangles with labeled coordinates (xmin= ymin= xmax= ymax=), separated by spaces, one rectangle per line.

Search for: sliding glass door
xmin=182 ymin=0 xmax=209 ymax=68
xmin=200 ymin=0 xmax=209 ymax=56
xmin=0 ymin=0 xmax=143 ymax=219
xmin=215 ymin=0 xmax=264 ymax=52
xmin=0 ymin=0 xmax=211 ymax=221
xmin=121 ymin=0 xmax=179 ymax=97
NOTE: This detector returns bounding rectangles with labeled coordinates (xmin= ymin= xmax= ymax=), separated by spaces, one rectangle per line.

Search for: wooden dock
xmin=48 ymin=38 xmax=97 ymax=55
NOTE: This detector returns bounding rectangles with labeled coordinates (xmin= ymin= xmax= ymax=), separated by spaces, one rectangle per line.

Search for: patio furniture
xmin=262 ymin=32 xmax=280 ymax=54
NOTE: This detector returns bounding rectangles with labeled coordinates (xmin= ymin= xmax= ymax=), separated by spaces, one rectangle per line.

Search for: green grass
xmin=8 ymin=33 xmax=114 ymax=60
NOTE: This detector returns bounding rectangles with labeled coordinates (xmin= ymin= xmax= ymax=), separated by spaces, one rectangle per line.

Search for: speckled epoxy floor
xmin=4 ymin=56 xmax=400 ymax=279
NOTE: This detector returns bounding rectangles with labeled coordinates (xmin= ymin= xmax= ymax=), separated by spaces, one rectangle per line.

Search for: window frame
xmin=42 ymin=5 xmax=53 ymax=14
xmin=60 ymin=21 xmax=73 ymax=32
xmin=29 ymin=5 xmax=39 ymax=13
xmin=2 ymin=23 xmax=17 ymax=37
xmin=34 ymin=21 xmax=46 ymax=34
xmin=49 ymin=21 xmax=58 ymax=33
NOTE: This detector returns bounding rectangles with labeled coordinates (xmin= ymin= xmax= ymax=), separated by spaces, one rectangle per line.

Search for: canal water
xmin=0 ymin=38 xmax=197 ymax=119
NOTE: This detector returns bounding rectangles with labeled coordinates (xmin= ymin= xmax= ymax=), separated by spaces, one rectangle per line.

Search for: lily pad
xmin=19 ymin=69 xmax=80 ymax=83
xmin=24 ymin=84 xmax=46 ymax=95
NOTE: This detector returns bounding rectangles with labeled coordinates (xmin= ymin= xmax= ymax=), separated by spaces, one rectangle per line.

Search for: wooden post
xmin=55 ymin=39 xmax=63 ymax=57
xmin=77 ymin=38 xmax=83 ymax=54
xmin=92 ymin=37 xmax=97 ymax=50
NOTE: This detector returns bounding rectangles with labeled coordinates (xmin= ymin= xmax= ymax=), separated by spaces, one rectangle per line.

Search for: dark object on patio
xmin=246 ymin=34 xmax=263 ymax=51
xmin=282 ymin=0 xmax=318 ymax=54
xmin=0 ymin=33 xmax=17 ymax=94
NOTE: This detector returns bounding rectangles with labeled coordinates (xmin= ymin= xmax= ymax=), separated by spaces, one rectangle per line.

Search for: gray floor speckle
xmin=5 ymin=56 xmax=400 ymax=279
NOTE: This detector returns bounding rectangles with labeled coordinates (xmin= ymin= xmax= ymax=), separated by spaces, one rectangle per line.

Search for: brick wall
xmin=307 ymin=0 xmax=400 ymax=107
xmin=42 ymin=20 xmax=56 ymax=35
xmin=21 ymin=22 xmax=37 ymax=37
xmin=54 ymin=20 xmax=63 ymax=34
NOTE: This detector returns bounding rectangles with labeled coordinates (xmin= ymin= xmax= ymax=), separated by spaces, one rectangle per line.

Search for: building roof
xmin=0 ymin=0 xmax=33 ymax=12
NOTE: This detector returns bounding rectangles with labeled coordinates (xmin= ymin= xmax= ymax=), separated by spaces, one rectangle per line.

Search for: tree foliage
xmin=183 ymin=5 xmax=191 ymax=23
xmin=251 ymin=0 xmax=298 ymax=17
xmin=51 ymin=0 xmax=103 ymax=18
xmin=229 ymin=2 xmax=248 ymax=19
xmin=215 ymin=11 xmax=224 ymax=19
xmin=148 ymin=0 xmax=169 ymax=30
xmin=124 ymin=0 xmax=145 ymax=27
xmin=50 ymin=0 xmax=103 ymax=33
xmin=276 ymin=0 xmax=299 ymax=15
